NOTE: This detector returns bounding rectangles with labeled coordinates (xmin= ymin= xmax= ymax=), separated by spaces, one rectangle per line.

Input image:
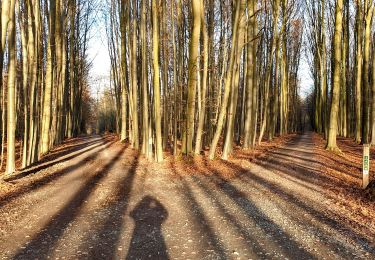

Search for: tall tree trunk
xmin=131 ymin=3 xmax=139 ymax=149
xmin=19 ymin=0 xmax=29 ymax=168
xmin=27 ymin=0 xmax=40 ymax=166
xmin=195 ymin=0 xmax=208 ymax=155
xmin=243 ymin=0 xmax=257 ymax=149
xmin=5 ymin=0 xmax=16 ymax=175
xmin=152 ymin=0 xmax=163 ymax=162
xmin=172 ymin=0 xmax=178 ymax=156
xmin=183 ymin=0 xmax=202 ymax=155
xmin=67 ymin=0 xmax=76 ymax=138
xmin=120 ymin=1 xmax=128 ymax=142
xmin=280 ymin=0 xmax=288 ymax=135
xmin=258 ymin=0 xmax=280 ymax=144
xmin=355 ymin=0 xmax=363 ymax=143
xmin=41 ymin=0 xmax=56 ymax=155
xmin=341 ymin=0 xmax=349 ymax=138
xmin=141 ymin=0 xmax=151 ymax=158
xmin=362 ymin=1 xmax=373 ymax=144
xmin=326 ymin=0 xmax=344 ymax=151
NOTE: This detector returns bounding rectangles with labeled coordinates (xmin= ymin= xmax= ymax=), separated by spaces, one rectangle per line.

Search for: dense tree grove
xmin=307 ymin=0 xmax=375 ymax=150
xmin=2 ymin=0 xmax=375 ymax=174
xmin=105 ymin=0 xmax=304 ymax=162
xmin=0 ymin=0 xmax=95 ymax=175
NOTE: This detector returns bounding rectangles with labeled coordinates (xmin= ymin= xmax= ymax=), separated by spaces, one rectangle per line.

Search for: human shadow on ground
xmin=126 ymin=196 xmax=169 ymax=260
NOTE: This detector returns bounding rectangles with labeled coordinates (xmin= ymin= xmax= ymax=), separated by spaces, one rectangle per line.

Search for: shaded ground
xmin=0 ymin=132 xmax=374 ymax=259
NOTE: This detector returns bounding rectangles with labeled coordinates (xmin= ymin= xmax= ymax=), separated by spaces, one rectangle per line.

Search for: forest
xmin=103 ymin=0 xmax=305 ymax=162
xmin=1 ymin=0 xmax=374 ymax=171
xmin=0 ymin=0 xmax=375 ymax=259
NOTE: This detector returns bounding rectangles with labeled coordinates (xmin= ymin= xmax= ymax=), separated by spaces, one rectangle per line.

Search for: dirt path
xmin=0 ymin=133 xmax=374 ymax=259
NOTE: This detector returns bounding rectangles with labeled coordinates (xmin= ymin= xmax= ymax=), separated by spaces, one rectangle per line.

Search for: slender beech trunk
xmin=362 ymin=2 xmax=373 ymax=144
xmin=27 ymin=0 xmax=39 ymax=166
xmin=67 ymin=0 xmax=75 ymax=138
xmin=120 ymin=1 xmax=128 ymax=142
xmin=40 ymin=0 xmax=56 ymax=155
xmin=280 ymin=0 xmax=288 ymax=135
xmin=172 ymin=0 xmax=178 ymax=155
xmin=141 ymin=0 xmax=151 ymax=158
xmin=243 ymin=0 xmax=256 ymax=149
xmin=195 ymin=0 xmax=208 ymax=155
xmin=131 ymin=3 xmax=139 ymax=149
xmin=341 ymin=0 xmax=349 ymax=138
xmin=259 ymin=0 xmax=280 ymax=144
xmin=326 ymin=0 xmax=344 ymax=151
xmin=183 ymin=0 xmax=202 ymax=155
xmin=355 ymin=0 xmax=363 ymax=143
xmin=345 ymin=0 xmax=351 ymax=137
xmin=321 ymin=0 xmax=328 ymax=139
xmin=19 ymin=0 xmax=29 ymax=168
xmin=152 ymin=0 xmax=163 ymax=162
xmin=5 ymin=0 xmax=16 ymax=175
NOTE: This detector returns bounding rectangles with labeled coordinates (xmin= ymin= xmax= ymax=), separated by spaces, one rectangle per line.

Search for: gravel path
xmin=0 ymin=133 xmax=374 ymax=259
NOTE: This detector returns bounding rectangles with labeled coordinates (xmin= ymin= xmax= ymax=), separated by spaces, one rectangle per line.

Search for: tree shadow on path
xmin=12 ymin=145 xmax=127 ymax=259
xmin=84 ymin=153 xmax=140 ymax=259
xmin=0 ymin=140 xmax=116 ymax=207
xmin=6 ymin=137 xmax=105 ymax=182
xmin=126 ymin=196 xmax=169 ymax=260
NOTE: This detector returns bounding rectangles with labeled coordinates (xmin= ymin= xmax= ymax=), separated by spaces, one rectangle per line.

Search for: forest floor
xmin=0 ymin=132 xmax=374 ymax=259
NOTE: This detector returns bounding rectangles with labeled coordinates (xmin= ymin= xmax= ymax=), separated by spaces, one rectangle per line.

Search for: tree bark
xmin=152 ymin=0 xmax=163 ymax=162
xmin=5 ymin=0 xmax=16 ymax=175
xmin=326 ymin=0 xmax=344 ymax=151
xmin=362 ymin=1 xmax=373 ymax=144
xmin=195 ymin=0 xmax=208 ymax=155
xmin=209 ymin=0 xmax=242 ymax=159
xmin=183 ymin=0 xmax=202 ymax=155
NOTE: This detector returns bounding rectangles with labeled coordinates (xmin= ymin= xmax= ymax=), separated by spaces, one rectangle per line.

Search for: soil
xmin=0 ymin=132 xmax=374 ymax=259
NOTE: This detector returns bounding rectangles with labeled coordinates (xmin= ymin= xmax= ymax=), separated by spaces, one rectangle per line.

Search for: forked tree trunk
xmin=209 ymin=0 xmax=241 ymax=160
xmin=222 ymin=0 xmax=246 ymax=160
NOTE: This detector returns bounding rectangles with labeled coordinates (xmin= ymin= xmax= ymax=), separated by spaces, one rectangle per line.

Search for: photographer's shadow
xmin=126 ymin=196 xmax=169 ymax=260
